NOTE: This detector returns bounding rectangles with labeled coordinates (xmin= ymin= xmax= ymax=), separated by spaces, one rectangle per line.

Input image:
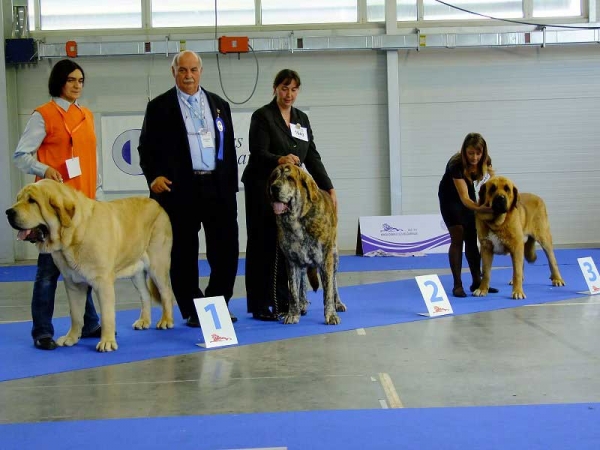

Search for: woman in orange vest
xmin=13 ymin=59 xmax=101 ymax=350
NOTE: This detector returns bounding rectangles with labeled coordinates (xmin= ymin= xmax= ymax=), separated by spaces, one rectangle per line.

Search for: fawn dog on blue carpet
xmin=475 ymin=176 xmax=565 ymax=299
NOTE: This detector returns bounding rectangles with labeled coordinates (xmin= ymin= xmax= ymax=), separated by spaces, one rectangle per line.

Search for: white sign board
xmin=100 ymin=110 xmax=253 ymax=192
xmin=193 ymin=296 xmax=238 ymax=348
xmin=415 ymin=274 xmax=454 ymax=317
xmin=577 ymin=257 xmax=600 ymax=295
xmin=358 ymin=214 xmax=450 ymax=256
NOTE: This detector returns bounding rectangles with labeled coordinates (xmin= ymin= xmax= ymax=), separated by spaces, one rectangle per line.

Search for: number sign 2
xmin=415 ymin=274 xmax=454 ymax=317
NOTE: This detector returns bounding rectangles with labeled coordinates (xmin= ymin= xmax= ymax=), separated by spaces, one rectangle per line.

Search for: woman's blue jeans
xmin=31 ymin=253 xmax=100 ymax=341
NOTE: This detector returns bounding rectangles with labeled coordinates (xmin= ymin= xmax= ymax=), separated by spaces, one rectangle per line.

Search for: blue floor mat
xmin=0 ymin=263 xmax=590 ymax=382
xmin=1 ymin=403 xmax=599 ymax=450
xmin=1 ymin=248 xmax=598 ymax=282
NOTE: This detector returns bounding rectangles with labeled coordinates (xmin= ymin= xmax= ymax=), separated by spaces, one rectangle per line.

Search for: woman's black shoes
xmin=34 ymin=337 xmax=57 ymax=350
xmin=470 ymin=284 xmax=499 ymax=293
xmin=252 ymin=309 xmax=279 ymax=321
xmin=452 ymin=287 xmax=467 ymax=298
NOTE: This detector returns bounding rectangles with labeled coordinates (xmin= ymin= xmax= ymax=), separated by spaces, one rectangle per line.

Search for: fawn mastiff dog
xmin=474 ymin=176 xmax=565 ymax=299
xmin=6 ymin=179 xmax=175 ymax=352
xmin=269 ymin=164 xmax=346 ymax=325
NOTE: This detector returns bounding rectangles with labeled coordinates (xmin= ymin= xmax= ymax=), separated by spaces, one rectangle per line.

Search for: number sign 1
xmin=193 ymin=296 xmax=238 ymax=348
xmin=415 ymin=274 xmax=454 ymax=317
xmin=577 ymin=257 xmax=600 ymax=295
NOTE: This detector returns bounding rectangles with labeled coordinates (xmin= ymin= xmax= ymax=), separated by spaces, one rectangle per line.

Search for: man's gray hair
xmin=171 ymin=50 xmax=203 ymax=69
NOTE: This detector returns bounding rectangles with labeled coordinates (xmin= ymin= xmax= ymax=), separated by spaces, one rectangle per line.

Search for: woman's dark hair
xmin=458 ymin=132 xmax=493 ymax=181
xmin=48 ymin=59 xmax=85 ymax=97
xmin=273 ymin=69 xmax=301 ymax=90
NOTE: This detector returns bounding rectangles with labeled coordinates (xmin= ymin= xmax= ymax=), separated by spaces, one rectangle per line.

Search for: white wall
xmin=6 ymin=45 xmax=600 ymax=261
xmin=398 ymin=45 xmax=600 ymax=245
xmin=8 ymin=51 xmax=389 ymax=259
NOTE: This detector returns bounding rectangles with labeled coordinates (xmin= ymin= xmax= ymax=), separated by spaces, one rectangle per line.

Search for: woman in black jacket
xmin=242 ymin=69 xmax=336 ymax=320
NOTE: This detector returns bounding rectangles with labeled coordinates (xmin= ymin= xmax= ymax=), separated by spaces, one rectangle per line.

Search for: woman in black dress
xmin=242 ymin=69 xmax=336 ymax=320
xmin=438 ymin=132 xmax=498 ymax=298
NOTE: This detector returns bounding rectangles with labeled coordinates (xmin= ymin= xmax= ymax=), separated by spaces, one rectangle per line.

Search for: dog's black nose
xmin=6 ymin=208 xmax=14 ymax=219
xmin=270 ymin=185 xmax=280 ymax=198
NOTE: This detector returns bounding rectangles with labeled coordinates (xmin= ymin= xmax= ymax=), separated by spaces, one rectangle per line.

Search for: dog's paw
xmin=325 ymin=313 xmax=341 ymax=325
xmin=56 ymin=333 xmax=80 ymax=347
xmin=335 ymin=302 xmax=347 ymax=312
xmin=551 ymin=278 xmax=565 ymax=287
xmin=472 ymin=288 xmax=488 ymax=297
xmin=155 ymin=317 xmax=174 ymax=329
xmin=96 ymin=339 xmax=118 ymax=352
xmin=511 ymin=290 xmax=526 ymax=300
xmin=132 ymin=319 xmax=151 ymax=330
xmin=300 ymin=300 xmax=310 ymax=316
xmin=282 ymin=313 xmax=300 ymax=324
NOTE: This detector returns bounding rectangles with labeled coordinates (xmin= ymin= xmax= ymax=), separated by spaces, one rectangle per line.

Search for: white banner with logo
xmin=100 ymin=111 xmax=252 ymax=192
xmin=357 ymin=214 xmax=450 ymax=256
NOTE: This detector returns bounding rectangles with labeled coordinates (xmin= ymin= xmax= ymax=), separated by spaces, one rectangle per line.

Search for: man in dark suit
xmin=138 ymin=50 xmax=239 ymax=326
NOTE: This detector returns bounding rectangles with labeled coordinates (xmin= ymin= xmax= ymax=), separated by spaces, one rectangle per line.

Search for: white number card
xmin=65 ymin=156 xmax=81 ymax=179
xmin=290 ymin=123 xmax=308 ymax=141
xmin=577 ymin=257 xmax=600 ymax=295
xmin=193 ymin=296 xmax=238 ymax=348
xmin=415 ymin=274 xmax=454 ymax=317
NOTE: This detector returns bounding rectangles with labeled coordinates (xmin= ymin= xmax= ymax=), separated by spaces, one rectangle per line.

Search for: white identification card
xmin=415 ymin=274 xmax=454 ymax=317
xmin=200 ymin=130 xmax=214 ymax=148
xmin=193 ymin=296 xmax=238 ymax=348
xmin=65 ymin=156 xmax=81 ymax=179
xmin=577 ymin=257 xmax=600 ymax=295
xmin=290 ymin=123 xmax=308 ymax=141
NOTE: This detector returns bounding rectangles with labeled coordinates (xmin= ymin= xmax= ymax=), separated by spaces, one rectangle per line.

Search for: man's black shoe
xmin=34 ymin=337 xmax=57 ymax=350
xmin=186 ymin=316 xmax=201 ymax=328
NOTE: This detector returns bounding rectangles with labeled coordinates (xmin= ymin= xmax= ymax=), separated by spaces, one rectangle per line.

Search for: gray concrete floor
xmin=1 ymin=259 xmax=599 ymax=425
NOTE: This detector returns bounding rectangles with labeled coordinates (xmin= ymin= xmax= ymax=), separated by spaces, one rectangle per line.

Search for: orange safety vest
xmin=35 ymin=100 xmax=97 ymax=199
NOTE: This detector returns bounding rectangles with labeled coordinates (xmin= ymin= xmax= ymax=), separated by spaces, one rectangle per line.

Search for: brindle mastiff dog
xmin=474 ymin=175 xmax=565 ymax=299
xmin=269 ymin=164 xmax=346 ymax=324
xmin=6 ymin=179 xmax=175 ymax=352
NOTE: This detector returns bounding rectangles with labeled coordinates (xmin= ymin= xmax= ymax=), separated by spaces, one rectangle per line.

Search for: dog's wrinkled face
xmin=5 ymin=180 xmax=74 ymax=252
xmin=478 ymin=176 xmax=519 ymax=214
xmin=268 ymin=164 xmax=319 ymax=217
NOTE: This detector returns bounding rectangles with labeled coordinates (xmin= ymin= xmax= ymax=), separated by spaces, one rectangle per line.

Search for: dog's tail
xmin=307 ymin=267 xmax=320 ymax=292
xmin=524 ymin=237 xmax=537 ymax=263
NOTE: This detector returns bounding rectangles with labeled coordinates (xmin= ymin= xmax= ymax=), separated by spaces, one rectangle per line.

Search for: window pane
xmin=152 ymin=0 xmax=254 ymax=28
xmin=424 ymin=0 xmax=522 ymax=20
xmin=366 ymin=1 xmax=418 ymax=22
xmin=39 ymin=0 xmax=141 ymax=30
xmin=533 ymin=0 xmax=581 ymax=18
xmin=262 ymin=0 xmax=357 ymax=25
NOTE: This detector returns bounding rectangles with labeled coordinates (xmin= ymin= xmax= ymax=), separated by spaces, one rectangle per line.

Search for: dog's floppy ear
xmin=49 ymin=194 xmax=75 ymax=227
xmin=302 ymin=173 xmax=320 ymax=204
xmin=478 ymin=183 xmax=487 ymax=206
xmin=510 ymin=185 xmax=519 ymax=210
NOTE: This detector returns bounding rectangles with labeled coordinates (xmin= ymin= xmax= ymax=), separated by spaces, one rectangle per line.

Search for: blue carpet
xmin=1 ymin=248 xmax=598 ymax=282
xmin=0 ymin=404 xmax=598 ymax=449
xmin=0 ymin=263 xmax=590 ymax=382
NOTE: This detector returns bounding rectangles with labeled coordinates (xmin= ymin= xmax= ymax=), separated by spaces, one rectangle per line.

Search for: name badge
xmin=200 ymin=130 xmax=214 ymax=148
xmin=65 ymin=157 xmax=81 ymax=179
xmin=290 ymin=123 xmax=308 ymax=142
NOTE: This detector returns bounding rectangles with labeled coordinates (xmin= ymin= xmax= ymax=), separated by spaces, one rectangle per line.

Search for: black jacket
xmin=138 ymin=87 xmax=238 ymax=208
xmin=241 ymin=98 xmax=333 ymax=190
